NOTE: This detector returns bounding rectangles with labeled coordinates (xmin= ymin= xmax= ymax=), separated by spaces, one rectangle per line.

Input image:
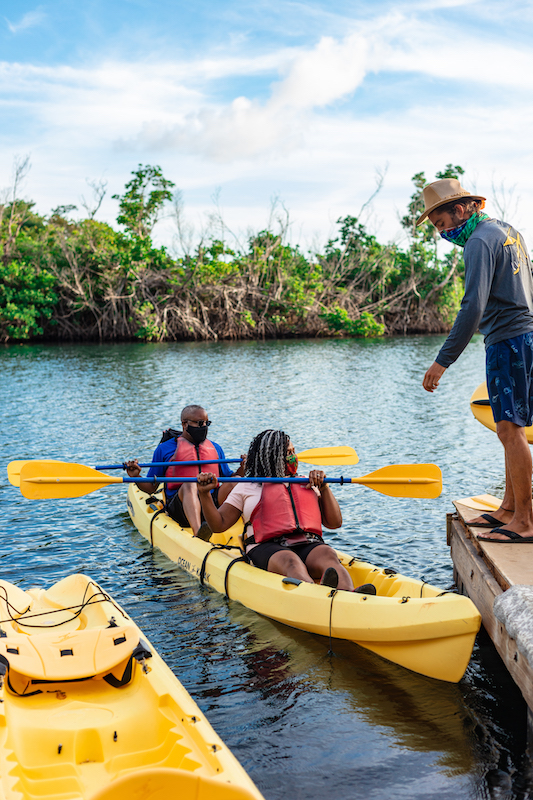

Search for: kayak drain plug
xmin=113 ymin=731 xmax=118 ymax=742
xmin=57 ymin=745 xmax=62 ymax=755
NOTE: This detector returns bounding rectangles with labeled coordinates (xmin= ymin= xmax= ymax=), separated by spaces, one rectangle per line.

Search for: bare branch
xmin=491 ymin=176 xmax=519 ymax=222
xmin=80 ymin=177 xmax=108 ymax=219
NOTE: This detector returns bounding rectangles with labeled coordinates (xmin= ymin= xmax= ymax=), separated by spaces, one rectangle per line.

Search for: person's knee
xmin=268 ymin=551 xmax=305 ymax=575
xmin=310 ymin=545 xmax=339 ymax=566
xmin=280 ymin=552 xmax=304 ymax=570
xmin=497 ymin=421 xmax=526 ymax=446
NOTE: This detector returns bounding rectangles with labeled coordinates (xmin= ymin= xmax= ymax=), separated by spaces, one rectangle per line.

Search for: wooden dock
xmin=449 ymin=494 xmax=533 ymax=729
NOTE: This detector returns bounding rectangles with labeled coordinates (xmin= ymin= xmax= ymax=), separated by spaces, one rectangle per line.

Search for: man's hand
xmin=125 ymin=459 xmax=141 ymax=477
xmin=423 ymin=362 xmax=446 ymax=393
xmin=233 ymin=454 xmax=246 ymax=478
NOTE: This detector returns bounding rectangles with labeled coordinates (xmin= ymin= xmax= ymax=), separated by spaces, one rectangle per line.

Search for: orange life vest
xmin=250 ymin=482 xmax=323 ymax=543
xmin=165 ymin=437 xmax=220 ymax=491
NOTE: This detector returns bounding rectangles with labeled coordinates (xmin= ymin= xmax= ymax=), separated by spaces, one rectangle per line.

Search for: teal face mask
xmin=439 ymin=212 xmax=489 ymax=247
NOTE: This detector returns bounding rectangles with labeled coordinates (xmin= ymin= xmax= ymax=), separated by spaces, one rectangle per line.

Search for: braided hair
xmin=244 ymin=430 xmax=290 ymax=478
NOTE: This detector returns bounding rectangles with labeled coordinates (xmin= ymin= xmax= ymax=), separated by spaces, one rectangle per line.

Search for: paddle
xmin=8 ymin=446 xmax=359 ymax=487
xmin=7 ymin=459 xmax=62 ymax=488
xmin=95 ymin=446 xmax=359 ymax=470
xmin=18 ymin=461 xmax=442 ymax=500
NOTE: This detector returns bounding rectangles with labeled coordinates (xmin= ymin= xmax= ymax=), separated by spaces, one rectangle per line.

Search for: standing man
xmin=420 ymin=178 xmax=533 ymax=542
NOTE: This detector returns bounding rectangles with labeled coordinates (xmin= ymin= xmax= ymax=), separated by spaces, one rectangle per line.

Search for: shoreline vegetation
xmin=1 ymin=161 xmax=468 ymax=344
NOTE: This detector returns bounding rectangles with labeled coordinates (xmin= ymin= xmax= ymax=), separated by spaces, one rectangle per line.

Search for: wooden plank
xmin=453 ymin=498 xmax=533 ymax=590
xmin=450 ymin=517 xmax=533 ymax=711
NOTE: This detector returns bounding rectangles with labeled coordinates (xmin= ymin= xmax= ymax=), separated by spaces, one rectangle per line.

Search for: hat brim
xmin=416 ymin=194 xmax=486 ymax=226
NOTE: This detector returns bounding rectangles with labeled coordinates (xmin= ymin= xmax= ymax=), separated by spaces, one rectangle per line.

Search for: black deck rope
xmin=223 ymin=556 xmax=249 ymax=599
xmin=0 ymin=582 xmax=124 ymax=629
xmin=0 ymin=660 xmax=42 ymax=698
xmin=327 ymin=589 xmax=338 ymax=656
xmin=198 ymin=543 xmax=245 ymax=587
xmin=149 ymin=507 xmax=166 ymax=546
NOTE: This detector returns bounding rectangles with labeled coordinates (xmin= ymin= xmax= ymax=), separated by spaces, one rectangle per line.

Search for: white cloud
xmin=5 ymin=9 xmax=46 ymax=34
xmin=123 ymin=32 xmax=370 ymax=159
xmin=117 ymin=12 xmax=533 ymax=162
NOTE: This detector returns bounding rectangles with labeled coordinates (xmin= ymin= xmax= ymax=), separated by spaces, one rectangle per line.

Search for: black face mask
xmin=186 ymin=424 xmax=208 ymax=445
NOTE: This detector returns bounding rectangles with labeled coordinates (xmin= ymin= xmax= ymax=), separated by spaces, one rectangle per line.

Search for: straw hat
xmin=416 ymin=178 xmax=486 ymax=226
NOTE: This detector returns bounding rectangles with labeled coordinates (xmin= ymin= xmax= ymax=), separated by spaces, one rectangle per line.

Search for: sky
xmin=1 ymin=0 xmax=533 ymax=255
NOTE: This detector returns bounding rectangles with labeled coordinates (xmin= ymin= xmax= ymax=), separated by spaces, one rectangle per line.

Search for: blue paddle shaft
xmin=125 ymin=476 xmax=341 ymax=484
xmin=96 ymin=459 xmax=241 ymax=470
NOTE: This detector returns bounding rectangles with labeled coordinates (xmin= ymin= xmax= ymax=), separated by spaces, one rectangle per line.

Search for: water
xmin=0 ymin=336 xmax=530 ymax=799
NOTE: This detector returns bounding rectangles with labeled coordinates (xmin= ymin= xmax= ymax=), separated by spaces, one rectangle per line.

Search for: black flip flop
xmin=467 ymin=513 xmax=504 ymax=529
xmin=477 ymin=528 xmax=533 ymax=544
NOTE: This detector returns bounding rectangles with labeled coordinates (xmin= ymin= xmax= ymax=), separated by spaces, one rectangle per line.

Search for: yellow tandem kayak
xmin=0 ymin=573 xmax=263 ymax=800
xmin=127 ymin=485 xmax=481 ymax=683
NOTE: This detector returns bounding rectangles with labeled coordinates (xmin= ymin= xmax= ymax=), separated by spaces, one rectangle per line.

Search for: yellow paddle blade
xmin=351 ymin=464 xmax=442 ymax=499
xmin=7 ymin=459 xmax=64 ymax=488
xmin=297 ymin=446 xmax=359 ymax=466
xmin=19 ymin=462 xmax=123 ymax=500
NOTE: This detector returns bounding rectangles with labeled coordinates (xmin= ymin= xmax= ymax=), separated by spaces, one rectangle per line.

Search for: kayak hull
xmin=127 ymin=486 xmax=481 ymax=683
xmin=0 ymin=573 xmax=263 ymax=800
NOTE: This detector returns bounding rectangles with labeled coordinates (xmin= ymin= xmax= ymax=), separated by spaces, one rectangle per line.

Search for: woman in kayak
xmin=197 ymin=429 xmax=359 ymax=591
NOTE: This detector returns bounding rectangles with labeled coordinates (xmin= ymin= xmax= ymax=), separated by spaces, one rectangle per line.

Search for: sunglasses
xmin=183 ymin=419 xmax=212 ymax=428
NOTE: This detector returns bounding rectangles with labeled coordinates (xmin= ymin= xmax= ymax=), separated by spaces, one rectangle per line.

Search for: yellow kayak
xmin=0 ymin=573 xmax=263 ymax=800
xmin=127 ymin=485 xmax=481 ymax=683
xmin=470 ymin=381 xmax=533 ymax=442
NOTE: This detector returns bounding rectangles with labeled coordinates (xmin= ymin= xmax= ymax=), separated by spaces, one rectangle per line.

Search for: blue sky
xmin=2 ymin=0 xmax=533 ymax=253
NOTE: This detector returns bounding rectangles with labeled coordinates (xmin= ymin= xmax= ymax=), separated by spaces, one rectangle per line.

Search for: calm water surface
xmin=0 ymin=336 xmax=530 ymax=799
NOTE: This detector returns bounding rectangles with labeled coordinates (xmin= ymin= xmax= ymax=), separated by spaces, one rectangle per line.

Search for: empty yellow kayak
xmin=470 ymin=381 xmax=533 ymax=442
xmin=0 ymin=573 xmax=263 ymax=800
xmin=127 ymin=485 xmax=481 ymax=683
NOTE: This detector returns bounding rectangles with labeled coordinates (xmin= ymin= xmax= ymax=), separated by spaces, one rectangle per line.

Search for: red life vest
xmin=250 ymin=483 xmax=323 ymax=543
xmin=165 ymin=437 xmax=220 ymax=491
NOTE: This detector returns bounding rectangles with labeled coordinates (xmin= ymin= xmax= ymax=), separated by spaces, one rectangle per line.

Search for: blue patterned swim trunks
xmin=486 ymin=332 xmax=533 ymax=426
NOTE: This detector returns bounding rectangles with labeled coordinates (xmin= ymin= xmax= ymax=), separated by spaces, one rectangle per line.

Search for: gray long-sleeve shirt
xmin=436 ymin=218 xmax=533 ymax=368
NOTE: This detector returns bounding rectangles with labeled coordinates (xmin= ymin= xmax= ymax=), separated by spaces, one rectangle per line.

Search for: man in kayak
xmin=420 ymin=178 xmax=533 ymax=543
xmin=196 ymin=429 xmax=375 ymax=592
xmin=126 ymin=404 xmax=238 ymax=538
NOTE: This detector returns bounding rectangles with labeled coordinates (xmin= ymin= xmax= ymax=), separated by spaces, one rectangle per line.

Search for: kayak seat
xmin=90 ymin=766 xmax=262 ymax=800
xmin=39 ymin=573 xmax=130 ymax=628
xmin=0 ymin=624 xmax=140 ymax=682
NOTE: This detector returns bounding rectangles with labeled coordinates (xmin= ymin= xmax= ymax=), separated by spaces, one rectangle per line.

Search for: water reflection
xmin=1 ymin=338 xmax=531 ymax=799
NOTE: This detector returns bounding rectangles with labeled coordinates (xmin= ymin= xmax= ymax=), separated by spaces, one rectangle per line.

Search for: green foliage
xmin=112 ymin=164 xmax=175 ymax=238
xmin=0 ymin=162 xmax=469 ymax=342
xmin=437 ymin=271 xmax=465 ymax=326
xmin=319 ymin=305 xmax=385 ymax=337
xmin=0 ymin=260 xmax=57 ymax=340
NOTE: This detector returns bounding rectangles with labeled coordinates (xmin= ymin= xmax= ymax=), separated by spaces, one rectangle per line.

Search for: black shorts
xmin=248 ymin=540 xmax=324 ymax=572
xmin=166 ymin=486 xmax=221 ymax=528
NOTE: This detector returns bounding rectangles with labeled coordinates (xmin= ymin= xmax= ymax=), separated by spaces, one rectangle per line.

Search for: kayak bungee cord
xmin=327 ymin=589 xmax=338 ymax=656
xmin=198 ymin=543 xmax=250 ymax=600
xmin=0 ymin=581 xmax=124 ymax=629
